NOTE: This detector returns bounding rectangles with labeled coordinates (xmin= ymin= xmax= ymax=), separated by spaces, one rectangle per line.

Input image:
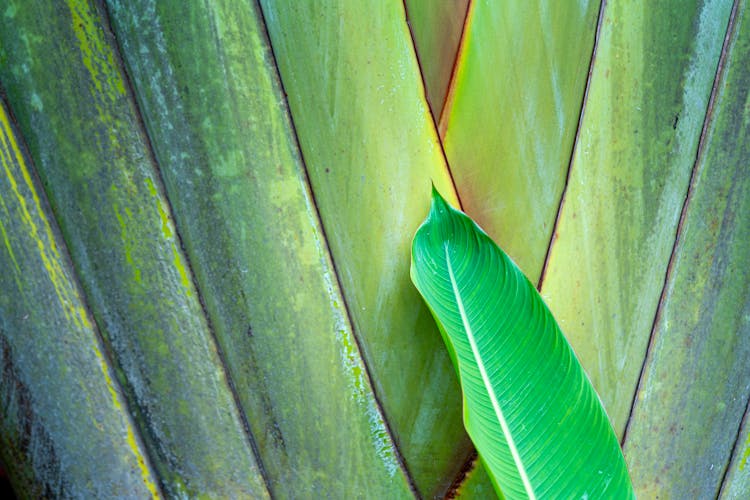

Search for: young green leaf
xmin=410 ymin=188 xmax=634 ymax=499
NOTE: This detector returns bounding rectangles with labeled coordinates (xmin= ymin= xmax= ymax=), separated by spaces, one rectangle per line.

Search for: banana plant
xmin=0 ymin=0 xmax=748 ymax=499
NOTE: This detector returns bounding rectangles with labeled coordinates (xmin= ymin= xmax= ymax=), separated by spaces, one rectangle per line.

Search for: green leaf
xmin=410 ymin=188 xmax=633 ymax=498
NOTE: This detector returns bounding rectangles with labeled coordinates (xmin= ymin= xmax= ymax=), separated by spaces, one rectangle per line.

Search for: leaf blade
xmin=411 ymin=189 xmax=633 ymax=498
xmin=444 ymin=243 xmax=534 ymax=498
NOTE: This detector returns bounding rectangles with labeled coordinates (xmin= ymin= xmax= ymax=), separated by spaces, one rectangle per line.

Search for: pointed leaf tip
xmin=428 ymin=185 xmax=453 ymax=222
xmin=432 ymin=183 xmax=454 ymax=202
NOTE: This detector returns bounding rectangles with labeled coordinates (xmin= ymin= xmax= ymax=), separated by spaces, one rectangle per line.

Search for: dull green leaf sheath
xmin=440 ymin=0 xmax=600 ymax=283
xmin=625 ymin=2 xmax=750 ymax=496
xmin=540 ymin=0 xmax=734 ymax=438
xmin=411 ymin=189 xmax=633 ymax=499
xmin=260 ymin=1 xmax=467 ymax=495
xmin=105 ymin=0 xmax=414 ymax=496
xmin=0 ymin=96 xmax=159 ymax=499
xmin=0 ymin=1 xmax=267 ymax=496
xmin=450 ymin=456 xmax=497 ymax=500
xmin=403 ymin=0 xmax=470 ymax=121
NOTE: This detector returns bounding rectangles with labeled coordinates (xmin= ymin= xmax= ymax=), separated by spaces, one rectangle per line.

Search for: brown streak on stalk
xmin=436 ymin=0 xmax=473 ymax=140
xmin=536 ymin=0 xmax=607 ymax=292
xmin=402 ymin=0 xmax=466 ymax=211
xmin=255 ymin=1 xmax=421 ymax=498
xmin=443 ymin=452 xmax=478 ymax=499
xmin=99 ymin=1 xmax=273 ymax=496
xmin=620 ymin=0 xmax=740 ymax=448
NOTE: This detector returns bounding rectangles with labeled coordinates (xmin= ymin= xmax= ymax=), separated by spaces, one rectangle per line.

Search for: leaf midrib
xmin=444 ymin=243 xmax=536 ymax=500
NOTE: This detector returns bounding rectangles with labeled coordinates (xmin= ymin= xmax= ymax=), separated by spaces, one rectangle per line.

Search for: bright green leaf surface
xmin=105 ymin=0 xmax=413 ymax=496
xmin=403 ymin=0 xmax=469 ymax=121
xmin=441 ymin=0 xmax=600 ymax=282
xmin=623 ymin=3 xmax=750 ymax=496
xmin=0 ymin=1 xmax=267 ymax=496
xmin=540 ymin=0 xmax=734 ymax=436
xmin=411 ymin=189 xmax=632 ymax=499
xmin=440 ymin=3 xmax=600 ymax=490
xmin=260 ymin=1 xmax=468 ymax=495
xmin=0 ymin=99 xmax=159 ymax=498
